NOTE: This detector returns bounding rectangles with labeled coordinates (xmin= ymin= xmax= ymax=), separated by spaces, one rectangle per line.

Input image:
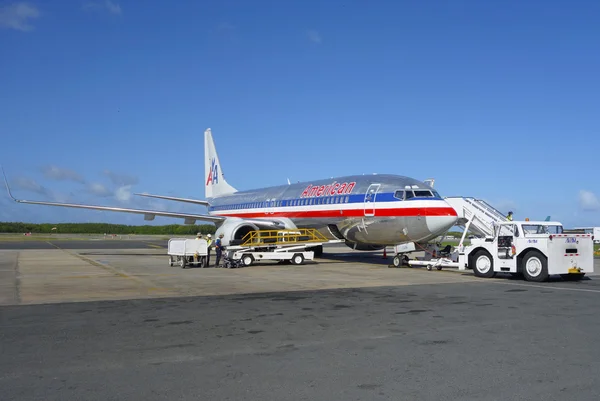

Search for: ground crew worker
xmin=195 ymin=233 xmax=204 ymax=266
xmin=215 ymin=234 xmax=224 ymax=267
xmin=205 ymin=234 xmax=213 ymax=266
xmin=506 ymin=211 xmax=513 ymax=221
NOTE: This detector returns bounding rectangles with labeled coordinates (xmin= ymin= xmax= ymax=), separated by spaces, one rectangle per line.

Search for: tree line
xmin=0 ymin=222 xmax=216 ymax=235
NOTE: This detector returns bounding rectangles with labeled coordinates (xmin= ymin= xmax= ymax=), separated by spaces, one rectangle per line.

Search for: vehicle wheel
xmin=560 ymin=273 xmax=585 ymax=281
xmin=169 ymin=257 xmax=173 ymax=267
xmin=522 ymin=250 xmax=549 ymax=282
xmin=291 ymin=253 xmax=304 ymax=265
xmin=179 ymin=257 xmax=186 ymax=269
xmin=241 ymin=254 xmax=254 ymax=267
xmin=470 ymin=250 xmax=495 ymax=278
xmin=392 ymin=255 xmax=402 ymax=267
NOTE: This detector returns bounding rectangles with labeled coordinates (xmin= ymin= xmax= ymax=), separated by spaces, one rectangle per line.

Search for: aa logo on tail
xmin=206 ymin=158 xmax=219 ymax=185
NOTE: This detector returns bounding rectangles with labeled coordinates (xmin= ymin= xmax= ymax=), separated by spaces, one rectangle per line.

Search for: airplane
xmin=3 ymin=129 xmax=459 ymax=255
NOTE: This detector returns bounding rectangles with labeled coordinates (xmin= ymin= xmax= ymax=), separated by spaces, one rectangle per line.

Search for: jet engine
xmin=214 ymin=219 xmax=260 ymax=247
xmin=213 ymin=217 xmax=298 ymax=247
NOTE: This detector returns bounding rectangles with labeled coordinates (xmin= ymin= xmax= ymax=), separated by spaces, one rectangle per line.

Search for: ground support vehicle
xmin=460 ymin=220 xmax=594 ymax=282
xmin=389 ymin=196 xmax=594 ymax=282
xmin=167 ymin=238 xmax=208 ymax=268
xmin=396 ymin=220 xmax=594 ymax=282
xmin=224 ymin=228 xmax=343 ymax=267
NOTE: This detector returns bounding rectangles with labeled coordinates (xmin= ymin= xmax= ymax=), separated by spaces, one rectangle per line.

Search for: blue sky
xmin=1 ymin=0 xmax=599 ymax=228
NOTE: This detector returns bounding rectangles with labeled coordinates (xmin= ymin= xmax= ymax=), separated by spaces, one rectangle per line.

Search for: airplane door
xmin=364 ymin=184 xmax=380 ymax=217
xmin=265 ymin=198 xmax=275 ymax=215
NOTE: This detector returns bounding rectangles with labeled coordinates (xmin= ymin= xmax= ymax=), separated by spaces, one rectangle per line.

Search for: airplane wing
xmin=134 ymin=193 xmax=210 ymax=206
xmin=3 ymin=170 xmax=223 ymax=225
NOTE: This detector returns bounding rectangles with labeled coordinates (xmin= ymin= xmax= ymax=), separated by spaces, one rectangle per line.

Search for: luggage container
xmin=167 ymin=238 xmax=208 ymax=268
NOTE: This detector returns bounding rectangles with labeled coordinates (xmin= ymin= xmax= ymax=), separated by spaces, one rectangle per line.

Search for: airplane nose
xmin=425 ymin=214 xmax=458 ymax=236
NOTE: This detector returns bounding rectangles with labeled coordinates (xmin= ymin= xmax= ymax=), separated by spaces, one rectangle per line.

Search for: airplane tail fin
xmin=204 ymin=128 xmax=237 ymax=198
xmin=424 ymin=178 xmax=435 ymax=188
xmin=545 ymin=215 xmax=551 ymax=221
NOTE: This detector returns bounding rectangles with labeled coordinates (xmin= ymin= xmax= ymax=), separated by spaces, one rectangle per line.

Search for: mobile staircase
xmin=392 ymin=196 xmax=510 ymax=270
xmin=444 ymin=196 xmax=510 ymax=241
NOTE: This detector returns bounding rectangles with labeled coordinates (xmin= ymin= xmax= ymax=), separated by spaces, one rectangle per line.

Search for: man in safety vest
xmin=205 ymin=234 xmax=213 ymax=266
xmin=506 ymin=211 xmax=513 ymax=221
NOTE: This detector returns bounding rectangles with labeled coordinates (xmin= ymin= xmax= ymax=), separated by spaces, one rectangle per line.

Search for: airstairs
xmin=444 ymin=197 xmax=508 ymax=238
xmin=392 ymin=197 xmax=510 ymax=270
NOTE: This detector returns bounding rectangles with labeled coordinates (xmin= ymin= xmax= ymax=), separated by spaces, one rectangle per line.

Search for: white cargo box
xmin=168 ymin=238 xmax=208 ymax=268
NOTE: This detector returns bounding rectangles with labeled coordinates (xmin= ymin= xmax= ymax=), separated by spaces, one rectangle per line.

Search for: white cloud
xmin=0 ymin=2 xmax=40 ymax=32
xmin=83 ymin=0 xmax=122 ymax=16
xmin=578 ymin=190 xmax=600 ymax=211
xmin=42 ymin=165 xmax=85 ymax=183
xmin=87 ymin=182 xmax=112 ymax=197
xmin=13 ymin=176 xmax=48 ymax=195
xmin=104 ymin=170 xmax=138 ymax=186
xmin=115 ymin=185 xmax=132 ymax=202
xmin=104 ymin=0 xmax=121 ymax=15
xmin=10 ymin=175 xmax=72 ymax=203
xmin=307 ymin=30 xmax=322 ymax=44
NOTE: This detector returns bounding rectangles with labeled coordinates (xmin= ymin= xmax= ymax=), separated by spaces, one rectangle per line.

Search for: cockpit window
xmin=394 ymin=190 xmax=404 ymax=200
xmin=413 ymin=190 xmax=434 ymax=197
xmin=405 ymin=190 xmax=414 ymax=199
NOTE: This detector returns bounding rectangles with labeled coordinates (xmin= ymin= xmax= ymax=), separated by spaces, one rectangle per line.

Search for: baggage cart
xmin=168 ymin=238 xmax=208 ymax=268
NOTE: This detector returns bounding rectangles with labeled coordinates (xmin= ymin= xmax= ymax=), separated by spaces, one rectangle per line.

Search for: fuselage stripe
xmin=211 ymin=207 xmax=458 ymax=219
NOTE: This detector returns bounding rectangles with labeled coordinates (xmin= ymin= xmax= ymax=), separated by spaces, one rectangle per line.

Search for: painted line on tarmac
xmin=46 ymin=241 xmax=162 ymax=290
xmin=144 ymin=243 xmax=166 ymax=249
xmin=492 ymin=280 xmax=600 ymax=294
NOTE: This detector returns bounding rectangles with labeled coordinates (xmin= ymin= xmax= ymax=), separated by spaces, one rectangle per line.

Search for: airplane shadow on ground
xmin=317 ymin=251 xmax=394 ymax=266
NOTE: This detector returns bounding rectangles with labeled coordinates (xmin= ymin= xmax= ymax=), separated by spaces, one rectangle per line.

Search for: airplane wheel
xmin=392 ymin=255 xmax=402 ymax=267
xmin=471 ymin=250 xmax=495 ymax=278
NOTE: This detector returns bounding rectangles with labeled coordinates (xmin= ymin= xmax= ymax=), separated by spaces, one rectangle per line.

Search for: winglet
xmin=1 ymin=166 xmax=17 ymax=202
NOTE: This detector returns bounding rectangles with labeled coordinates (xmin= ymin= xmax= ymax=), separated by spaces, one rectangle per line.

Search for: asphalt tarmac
xmin=1 ymin=241 xmax=600 ymax=400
